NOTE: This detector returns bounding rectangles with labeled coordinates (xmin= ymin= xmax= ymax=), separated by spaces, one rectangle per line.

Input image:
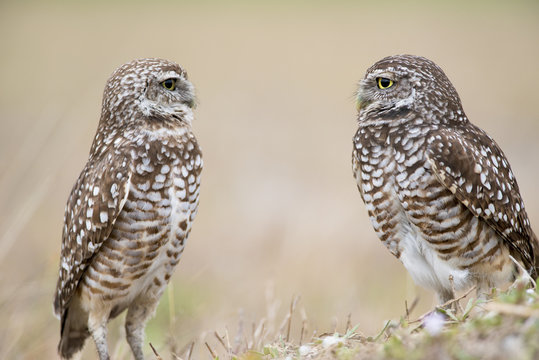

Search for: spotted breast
xmin=354 ymin=121 xmax=514 ymax=302
xmin=78 ymin=126 xmax=202 ymax=317
xmin=352 ymin=55 xmax=538 ymax=304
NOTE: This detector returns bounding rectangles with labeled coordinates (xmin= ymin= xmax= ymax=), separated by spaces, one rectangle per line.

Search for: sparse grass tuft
xmin=157 ymin=279 xmax=539 ymax=360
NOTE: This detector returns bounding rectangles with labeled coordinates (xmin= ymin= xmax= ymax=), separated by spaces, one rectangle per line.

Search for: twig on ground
xmin=509 ymin=255 xmax=537 ymax=288
xmin=439 ymin=285 xmax=477 ymax=310
xmin=299 ymin=307 xmax=308 ymax=346
xmin=214 ymin=331 xmax=229 ymax=353
xmin=176 ymin=341 xmax=195 ymax=360
xmin=224 ymin=327 xmax=231 ymax=354
xmin=186 ymin=341 xmax=195 ymax=360
xmin=253 ymin=318 xmax=266 ymax=351
xmin=234 ymin=309 xmax=244 ymax=353
xmin=484 ymin=302 xmax=539 ymax=318
xmin=287 ymin=295 xmax=300 ymax=342
xmin=372 ymin=320 xmax=391 ymax=342
xmin=149 ymin=343 xmax=162 ymax=360
xmin=410 ymin=285 xmax=477 ymax=324
xmin=205 ymin=342 xmax=217 ymax=359
xmin=405 ymin=297 xmax=419 ymax=323
xmin=345 ymin=313 xmax=352 ymax=333
xmin=449 ymin=275 xmax=465 ymax=313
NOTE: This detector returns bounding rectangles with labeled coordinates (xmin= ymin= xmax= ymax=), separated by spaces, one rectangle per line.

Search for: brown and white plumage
xmin=352 ymin=55 xmax=538 ymax=303
xmin=53 ymin=58 xmax=202 ymax=360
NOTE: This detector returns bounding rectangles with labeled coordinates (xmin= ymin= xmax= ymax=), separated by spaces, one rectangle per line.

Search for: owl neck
xmin=89 ymin=117 xmax=194 ymax=161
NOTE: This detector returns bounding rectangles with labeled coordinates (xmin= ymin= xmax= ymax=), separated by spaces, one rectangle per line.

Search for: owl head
xmin=356 ymin=55 xmax=463 ymax=124
xmin=101 ymin=58 xmax=196 ymax=127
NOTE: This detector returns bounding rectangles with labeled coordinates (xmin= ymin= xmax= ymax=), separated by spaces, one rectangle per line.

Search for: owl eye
xmin=161 ymin=78 xmax=176 ymax=91
xmin=377 ymin=77 xmax=394 ymax=89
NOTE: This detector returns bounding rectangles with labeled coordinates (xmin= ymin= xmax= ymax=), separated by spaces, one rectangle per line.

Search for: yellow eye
xmin=162 ymin=78 xmax=176 ymax=91
xmin=377 ymin=77 xmax=394 ymax=89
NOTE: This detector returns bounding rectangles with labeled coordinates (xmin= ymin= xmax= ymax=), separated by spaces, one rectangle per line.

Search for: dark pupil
xmin=164 ymin=79 xmax=174 ymax=89
xmin=380 ymin=78 xmax=391 ymax=87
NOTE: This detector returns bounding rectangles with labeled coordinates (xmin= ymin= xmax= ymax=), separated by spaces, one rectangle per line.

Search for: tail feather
xmin=58 ymin=301 xmax=89 ymax=359
xmin=532 ymin=230 xmax=539 ymax=281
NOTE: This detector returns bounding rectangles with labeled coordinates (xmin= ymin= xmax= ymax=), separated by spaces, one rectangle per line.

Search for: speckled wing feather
xmin=352 ymin=149 xmax=366 ymax=202
xmin=53 ymin=153 xmax=132 ymax=317
xmin=426 ymin=123 xmax=536 ymax=273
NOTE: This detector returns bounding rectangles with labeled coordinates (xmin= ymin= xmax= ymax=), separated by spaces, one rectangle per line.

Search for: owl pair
xmin=54 ymin=56 xmax=538 ymax=360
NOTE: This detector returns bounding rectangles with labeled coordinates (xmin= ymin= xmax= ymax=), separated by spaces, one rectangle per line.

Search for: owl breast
xmin=79 ymin=130 xmax=202 ymax=316
xmin=354 ymin=124 xmax=514 ymax=298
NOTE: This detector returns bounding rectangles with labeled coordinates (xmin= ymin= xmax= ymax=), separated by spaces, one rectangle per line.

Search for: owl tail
xmin=58 ymin=300 xmax=90 ymax=359
xmin=532 ymin=230 xmax=539 ymax=283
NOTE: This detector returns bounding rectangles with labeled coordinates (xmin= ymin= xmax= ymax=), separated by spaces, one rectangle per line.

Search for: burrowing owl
xmin=53 ymin=58 xmax=202 ymax=360
xmin=352 ymin=55 xmax=538 ymax=303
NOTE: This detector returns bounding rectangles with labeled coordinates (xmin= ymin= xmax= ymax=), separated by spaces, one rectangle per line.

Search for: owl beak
xmin=186 ymin=99 xmax=196 ymax=109
xmin=356 ymin=98 xmax=363 ymax=113
xmin=356 ymin=95 xmax=369 ymax=113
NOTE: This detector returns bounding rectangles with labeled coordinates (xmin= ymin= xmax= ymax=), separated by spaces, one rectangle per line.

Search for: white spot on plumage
xmin=181 ymin=166 xmax=188 ymax=177
xmin=362 ymin=182 xmax=373 ymax=192
xmin=147 ymin=191 xmax=162 ymax=202
xmin=174 ymin=177 xmax=185 ymax=188
xmin=372 ymin=169 xmax=383 ymax=178
xmin=480 ymin=172 xmax=487 ymax=185
xmin=474 ymin=164 xmax=482 ymax=174
xmin=396 ymin=172 xmax=407 ymax=183
xmin=372 ymin=177 xmax=384 ymax=187
xmin=137 ymin=181 xmax=150 ymax=191
xmin=404 ymin=155 xmax=419 ymax=167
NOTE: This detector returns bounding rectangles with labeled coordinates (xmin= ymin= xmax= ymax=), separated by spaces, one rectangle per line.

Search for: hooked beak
xmin=356 ymin=97 xmax=363 ymax=113
xmin=356 ymin=94 xmax=370 ymax=113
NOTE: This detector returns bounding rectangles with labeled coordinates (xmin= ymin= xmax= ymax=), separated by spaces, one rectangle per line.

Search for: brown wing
xmin=53 ymin=152 xmax=132 ymax=318
xmin=425 ymin=123 xmax=537 ymax=274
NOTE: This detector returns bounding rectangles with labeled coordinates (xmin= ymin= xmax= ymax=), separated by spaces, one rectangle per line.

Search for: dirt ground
xmin=0 ymin=1 xmax=538 ymax=358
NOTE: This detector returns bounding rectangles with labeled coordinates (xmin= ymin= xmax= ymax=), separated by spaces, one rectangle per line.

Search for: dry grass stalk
xmin=484 ymin=302 xmax=539 ymax=318
xmin=186 ymin=341 xmax=195 ymax=360
xmin=286 ymin=295 xmax=300 ymax=342
xmin=299 ymin=307 xmax=308 ymax=346
xmin=345 ymin=313 xmax=352 ymax=333
xmin=149 ymin=343 xmax=162 ymax=360
xmin=205 ymin=342 xmax=217 ymax=359
xmin=410 ymin=285 xmax=477 ymax=324
xmin=233 ymin=309 xmax=245 ymax=354
xmin=214 ymin=331 xmax=229 ymax=354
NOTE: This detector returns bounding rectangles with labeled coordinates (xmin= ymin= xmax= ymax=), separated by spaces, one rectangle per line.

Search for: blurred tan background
xmin=1 ymin=0 xmax=538 ymax=358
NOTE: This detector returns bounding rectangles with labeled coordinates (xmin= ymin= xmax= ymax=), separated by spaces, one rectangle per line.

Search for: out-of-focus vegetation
xmin=180 ymin=281 xmax=538 ymax=360
xmin=0 ymin=1 xmax=538 ymax=359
